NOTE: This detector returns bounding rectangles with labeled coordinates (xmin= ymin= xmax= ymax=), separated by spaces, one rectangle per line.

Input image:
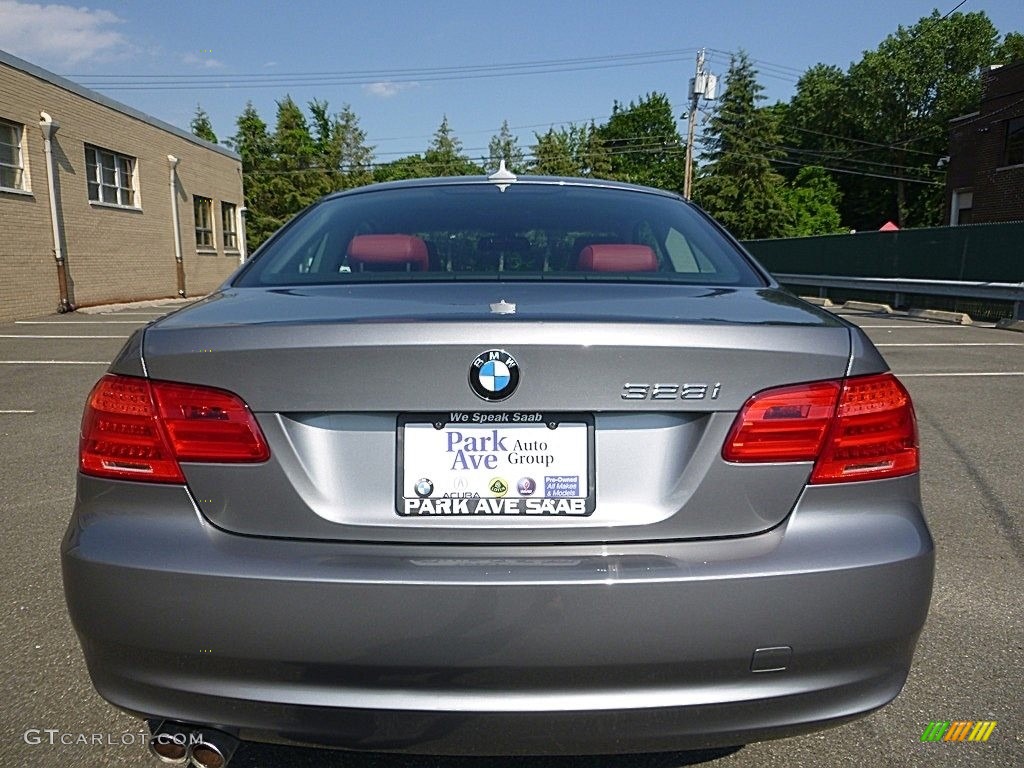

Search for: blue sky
xmin=0 ymin=0 xmax=1020 ymax=162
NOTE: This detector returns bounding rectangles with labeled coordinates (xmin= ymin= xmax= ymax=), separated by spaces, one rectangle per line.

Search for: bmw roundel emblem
xmin=469 ymin=349 xmax=520 ymax=401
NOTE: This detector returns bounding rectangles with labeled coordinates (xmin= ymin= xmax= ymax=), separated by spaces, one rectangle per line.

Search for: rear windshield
xmin=234 ymin=181 xmax=764 ymax=287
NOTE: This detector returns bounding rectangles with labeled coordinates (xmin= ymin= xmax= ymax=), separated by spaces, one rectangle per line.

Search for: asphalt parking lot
xmin=1 ymin=302 xmax=1021 ymax=767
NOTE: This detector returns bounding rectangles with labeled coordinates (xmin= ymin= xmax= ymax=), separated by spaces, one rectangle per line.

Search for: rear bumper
xmin=62 ymin=474 xmax=933 ymax=755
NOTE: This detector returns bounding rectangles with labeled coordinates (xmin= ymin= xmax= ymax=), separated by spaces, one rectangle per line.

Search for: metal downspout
xmin=39 ymin=112 xmax=71 ymax=312
xmin=167 ymin=155 xmax=186 ymax=297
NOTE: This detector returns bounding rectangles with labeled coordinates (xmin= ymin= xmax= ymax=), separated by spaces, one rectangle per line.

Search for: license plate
xmin=397 ymin=412 xmax=594 ymax=516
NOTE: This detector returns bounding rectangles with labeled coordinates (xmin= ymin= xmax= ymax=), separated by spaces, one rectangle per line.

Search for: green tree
xmin=424 ymin=115 xmax=481 ymax=176
xmin=782 ymin=166 xmax=844 ymax=236
xmin=190 ymin=105 xmax=217 ymax=144
xmin=267 ymin=96 xmax=324 ymax=219
xmin=227 ymin=101 xmax=278 ymax=248
xmin=778 ymin=65 xmax=850 ymax=158
xmin=573 ymin=121 xmax=612 ymax=178
xmin=995 ymin=31 xmax=1024 ymax=64
xmin=529 ymin=123 xmax=610 ymax=177
xmin=695 ymin=52 xmax=792 ymax=240
xmin=373 ymin=154 xmax=432 ymax=183
xmin=846 ymin=10 xmax=1000 ymax=227
xmin=309 ymin=100 xmax=374 ymax=192
xmin=486 ymin=120 xmax=526 ymax=173
xmin=597 ymin=92 xmax=684 ymax=191
xmin=332 ymin=104 xmax=375 ymax=188
xmin=530 ymin=128 xmax=576 ymax=176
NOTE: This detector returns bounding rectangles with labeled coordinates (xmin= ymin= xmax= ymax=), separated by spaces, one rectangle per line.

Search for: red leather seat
xmin=347 ymin=235 xmax=429 ymax=272
xmin=577 ymin=244 xmax=658 ymax=272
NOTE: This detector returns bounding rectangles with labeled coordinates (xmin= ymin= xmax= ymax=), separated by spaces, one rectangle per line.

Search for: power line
xmin=74 ymin=49 xmax=702 ymax=91
xmin=941 ymin=0 xmax=970 ymax=20
xmin=71 ymin=48 xmax=700 ymax=80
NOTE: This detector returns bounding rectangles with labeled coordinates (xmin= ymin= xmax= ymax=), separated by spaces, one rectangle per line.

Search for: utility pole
xmin=683 ymin=50 xmax=716 ymax=200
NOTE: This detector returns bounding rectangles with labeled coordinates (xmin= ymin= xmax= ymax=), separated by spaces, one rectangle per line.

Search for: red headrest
xmin=577 ymin=244 xmax=658 ymax=272
xmin=347 ymin=235 xmax=429 ymax=271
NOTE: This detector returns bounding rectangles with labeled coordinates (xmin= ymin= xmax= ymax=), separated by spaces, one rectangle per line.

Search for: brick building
xmin=0 ymin=49 xmax=245 ymax=323
xmin=946 ymin=60 xmax=1024 ymax=225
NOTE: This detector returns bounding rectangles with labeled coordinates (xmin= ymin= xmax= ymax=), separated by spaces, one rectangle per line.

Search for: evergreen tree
xmin=269 ymin=96 xmax=323 ymax=217
xmin=332 ymin=104 xmax=374 ymax=188
xmin=190 ymin=105 xmax=217 ymax=144
xmin=574 ymin=121 xmax=612 ymax=178
xmin=529 ymin=128 xmax=576 ymax=176
xmin=227 ymin=102 xmax=277 ymax=248
xmin=373 ymin=155 xmax=431 ymax=183
xmin=309 ymin=100 xmax=374 ymax=192
xmin=695 ymin=52 xmax=792 ymax=240
xmin=529 ymin=123 xmax=610 ymax=178
xmin=424 ymin=116 xmax=481 ymax=176
xmin=486 ymin=120 xmax=526 ymax=173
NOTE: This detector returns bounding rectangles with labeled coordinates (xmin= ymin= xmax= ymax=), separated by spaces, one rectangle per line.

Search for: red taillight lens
xmin=722 ymin=380 xmax=841 ymax=462
xmin=80 ymin=374 xmax=269 ymax=483
xmin=811 ymin=373 xmax=918 ymax=483
xmin=151 ymin=380 xmax=270 ymax=462
xmin=724 ymin=373 xmax=919 ymax=484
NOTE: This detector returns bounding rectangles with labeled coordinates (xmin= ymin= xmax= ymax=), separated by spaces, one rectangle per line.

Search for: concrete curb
xmin=75 ymin=297 xmax=201 ymax=315
xmin=842 ymin=300 xmax=894 ymax=313
xmin=907 ymin=308 xmax=973 ymax=325
xmin=995 ymin=318 xmax=1024 ymax=333
xmin=799 ymin=296 xmax=834 ymax=307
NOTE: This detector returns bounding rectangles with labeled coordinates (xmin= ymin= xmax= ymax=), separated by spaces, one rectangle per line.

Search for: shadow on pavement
xmin=230 ymin=744 xmax=744 ymax=768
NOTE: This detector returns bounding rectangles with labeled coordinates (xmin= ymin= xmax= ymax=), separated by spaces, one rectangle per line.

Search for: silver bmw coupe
xmin=62 ymin=173 xmax=934 ymax=765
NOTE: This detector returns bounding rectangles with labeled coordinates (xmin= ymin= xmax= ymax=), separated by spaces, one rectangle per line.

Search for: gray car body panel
xmin=127 ymin=283 xmax=861 ymax=543
xmin=62 ymin=473 xmax=933 ymax=754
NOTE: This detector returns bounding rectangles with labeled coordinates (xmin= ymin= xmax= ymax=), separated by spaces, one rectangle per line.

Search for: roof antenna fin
xmin=488 ymin=159 xmax=517 ymax=191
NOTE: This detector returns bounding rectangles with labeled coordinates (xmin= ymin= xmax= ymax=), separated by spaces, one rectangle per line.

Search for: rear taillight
xmin=811 ymin=373 xmax=918 ymax=483
xmin=80 ymin=374 xmax=269 ymax=483
xmin=724 ymin=373 xmax=918 ymax=484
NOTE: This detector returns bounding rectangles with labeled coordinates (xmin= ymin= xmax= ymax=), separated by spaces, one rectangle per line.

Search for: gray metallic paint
xmin=124 ymin=284 xmax=862 ymax=543
xmin=63 ymin=473 xmax=932 ymax=754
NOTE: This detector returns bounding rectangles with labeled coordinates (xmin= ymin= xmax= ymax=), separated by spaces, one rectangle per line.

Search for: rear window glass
xmin=234 ymin=181 xmax=764 ymax=287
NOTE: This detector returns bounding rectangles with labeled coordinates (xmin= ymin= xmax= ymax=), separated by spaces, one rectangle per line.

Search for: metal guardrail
xmin=773 ymin=273 xmax=1024 ymax=320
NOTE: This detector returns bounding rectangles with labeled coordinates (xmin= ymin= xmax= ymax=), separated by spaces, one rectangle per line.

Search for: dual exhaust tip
xmin=149 ymin=721 xmax=238 ymax=768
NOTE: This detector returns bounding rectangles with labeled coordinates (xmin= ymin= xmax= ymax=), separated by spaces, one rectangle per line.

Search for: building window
xmin=194 ymin=196 xmax=214 ymax=249
xmin=0 ymin=119 xmax=26 ymax=191
xmin=221 ymin=202 xmax=238 ymax=250
xmin=1005 ymin=117 xmax=1024 ymax=167
xmin=86 ymin=145 xmax=137 ymax=206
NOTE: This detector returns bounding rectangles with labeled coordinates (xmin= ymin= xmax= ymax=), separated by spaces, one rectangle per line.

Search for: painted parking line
xmin=0 ymin=334 xmax=129 ymax=339
xmin=0 ymin=410 xmax=35 ymax=414
xmin=0 ymin=360 xmax=108 ymax=365
xmin=855 ymin=324 xmax=974 ymax=329
xmin=99 ymin=312 xmax=167 ymax=316
xmin=876 ymin=343 xmax=1024 ymax=347
xmin=15 ymin=320 xmax=148 ymax=325
xmin=898 ymin=372 xmax=1024 ymax=377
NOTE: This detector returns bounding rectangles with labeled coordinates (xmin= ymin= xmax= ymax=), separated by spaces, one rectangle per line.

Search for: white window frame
xmin=194 ymin=196 xmax=215 ymax=250
xmin=0 ymin=118 xmax=28 ymax=192
xmin=85 ymin=144 xmax=139 ymax=208
xmin=221 ymin=201 xmax=239 ymax=251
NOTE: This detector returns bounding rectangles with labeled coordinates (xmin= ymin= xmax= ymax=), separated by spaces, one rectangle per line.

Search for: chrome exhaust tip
xmin=188 ymin=729 xmax=239 ymax=768
xmin=148 ymin=721 xmax=193 ymax=765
